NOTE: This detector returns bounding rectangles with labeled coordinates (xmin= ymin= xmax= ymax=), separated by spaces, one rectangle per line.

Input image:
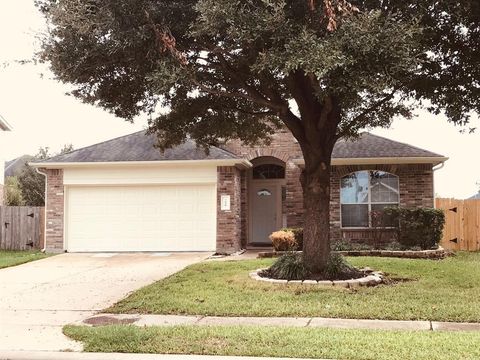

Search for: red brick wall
xmin=216 ymin=166 xmax=242 ymax=254
xmin=240 ymin=171 xmax=248 ymax=248
xmin=223 ymin=129 xmax=305 ymax=232
xmin=331 ymin=163 xmax=434 ymax=243
xmin=224 ymin=131 xmax=436 ymax=245
xmin=43 ymin=169 xmax=64 ymax=252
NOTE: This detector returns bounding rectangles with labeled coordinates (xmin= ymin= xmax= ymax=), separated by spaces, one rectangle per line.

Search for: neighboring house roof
xmin=469 ymin=193 xmax=480 ymax=200
xmin=4 ymin=155 xmax=35 ymax=177
xmin=0 ymin=114 xmax=12 ymax=131
xmin=34 ymin=131 xmax=241 ymax=165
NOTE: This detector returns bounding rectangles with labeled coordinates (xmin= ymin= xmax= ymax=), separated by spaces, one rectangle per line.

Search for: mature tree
xmin=4 ymin=177 xmax=25 ymax=206
xmin=37 ymin=0 xmax=479 ymax=272
xmin=19 ymin=145 xmax=74 ymax=206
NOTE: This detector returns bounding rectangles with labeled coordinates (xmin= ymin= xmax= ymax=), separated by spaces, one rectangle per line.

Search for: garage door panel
xmin=66 ymin=185 xmax=216 ymax=252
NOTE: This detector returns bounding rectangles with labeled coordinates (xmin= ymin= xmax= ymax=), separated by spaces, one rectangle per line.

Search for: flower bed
xmin=250 ymin=268 xmax=384 ymax=288
xmin=257 ymin=247 xmax=447 ymax=260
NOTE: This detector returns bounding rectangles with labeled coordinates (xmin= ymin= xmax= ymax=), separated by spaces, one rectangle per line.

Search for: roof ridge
xmin=363 ymin=132 xmax=445 ymax=157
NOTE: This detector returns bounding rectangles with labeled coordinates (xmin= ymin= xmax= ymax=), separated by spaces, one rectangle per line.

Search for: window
xmin=253 ymin=164 xmax=285 ymax=179
xmin=340 ymin=171 xmax=399 ymax=228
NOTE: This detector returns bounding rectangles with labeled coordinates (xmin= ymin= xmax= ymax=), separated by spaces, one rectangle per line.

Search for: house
xmin=469 ymin=192 xmax=480 ymax=200
xmin=0 ymin=114 xmax=12 ymax=205
xmin=31 ymin=130 xmax=447 ymax=253
xmin=5 ymin=155 xmax=35 ymax=178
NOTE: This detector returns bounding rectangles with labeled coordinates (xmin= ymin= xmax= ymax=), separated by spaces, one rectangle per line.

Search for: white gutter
xmin=35 ymin=168 xmax=48 ymax=253
xmin=0 ymin=115 xmax=12 ymax=131
xmin=432 ymin=162 xmax=446 ymax=208
xmin=293 ymin=156 xmax=449 ymax=167
xmin=28 ymin=158 xmax=253 ymax=169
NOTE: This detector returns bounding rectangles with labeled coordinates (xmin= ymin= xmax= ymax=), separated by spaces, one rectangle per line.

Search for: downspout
xmin=35 ymin=167 xmax=48 ymax=252
xmin=432 ymin=162 xmax=446 ymax=209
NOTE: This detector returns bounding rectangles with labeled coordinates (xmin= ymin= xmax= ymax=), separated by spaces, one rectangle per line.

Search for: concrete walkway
xmin=0 ymin=253 xmax=211 ymax=352
xmin=81 ymin=313 xmax=480 ymax=332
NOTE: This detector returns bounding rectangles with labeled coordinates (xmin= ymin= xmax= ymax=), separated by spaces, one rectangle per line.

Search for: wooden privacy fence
xmin=436 ymin=198 xmax=480 ymax=251
xmin=0 ymin=206 xmax=45 ymax=250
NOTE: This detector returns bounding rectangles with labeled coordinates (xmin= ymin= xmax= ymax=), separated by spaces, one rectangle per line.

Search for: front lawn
xmin=0 ymin=250 xmax=51 ymax=269
xmin=64 ymin=324 xmax=480 ymax=360
xmin=108 ymin=252 xmax=480 ymax=322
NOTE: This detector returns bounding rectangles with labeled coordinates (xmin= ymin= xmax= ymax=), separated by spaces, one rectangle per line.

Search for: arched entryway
xmin=248 ymin=156 xmax=286 ymax=245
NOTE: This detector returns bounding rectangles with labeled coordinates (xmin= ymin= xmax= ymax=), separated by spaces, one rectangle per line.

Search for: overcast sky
xmin=1 ymin=1 xmax=479 ymax=199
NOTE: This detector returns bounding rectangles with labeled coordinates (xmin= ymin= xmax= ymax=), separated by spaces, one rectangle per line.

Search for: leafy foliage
xmin=323 ymin=253 xmax=361 ymax=280
xmin=36 ymin=0 xmax=480 ymax=146
xmin=270 ymin=228 xmax=304 ymax=251
xmin=36 ymin=0 xmax=479 ymax=270
xmin=4 ymin=177 xmax=25 ymax=206
xmin=263 ymin=251 xmax=361 ymax=280
xmin=384 ymin=207 xmax=446 ymax=250
xmin=262 ymin=252 xmax=309 ymax=280
xmin=280 ymin=227 xmax=304 ymax=250
xmin=269 ymin=230 xmax=297 ymax=251
xmin=18 ymin=145 xmax=74 ymax=206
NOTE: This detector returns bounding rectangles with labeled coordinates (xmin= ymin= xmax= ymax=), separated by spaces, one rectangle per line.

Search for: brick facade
xmin=224 ymin=131 xmax=436 ymax=247
xmin=40 ymin=130 xmax=438 ymax=253
xmin=216 ymin=166 xmax=242 ymax=254
xmin=43 ymin=169 xmax=64 ymax=252
xmin=224 ymin=129 xmax=305 ymax=242
xmin=330 ymin=163 xmax=434 ymax=244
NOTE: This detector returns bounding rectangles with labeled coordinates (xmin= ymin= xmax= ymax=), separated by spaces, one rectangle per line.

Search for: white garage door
xmin=66 ymin=185 xmax=216 ymax=252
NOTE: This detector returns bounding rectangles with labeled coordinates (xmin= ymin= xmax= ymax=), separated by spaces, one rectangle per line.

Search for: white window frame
xmin=340 ymin=170 xmax=400 ymax=229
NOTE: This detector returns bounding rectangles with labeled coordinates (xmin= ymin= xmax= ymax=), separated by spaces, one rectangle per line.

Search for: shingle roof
xmin=5 ymin=155 xmax=35 ymax=177
xmin=0 ymin=114 xmax=12 ymax=131
xmin=40 ymin=131 xmax=240 ymax=163
xmin=332 ymin=132 xmax=445 ymax=159
xmin=468 ymin=193 xmax=480 ymax=200
xmin=36 ymin=130 xmax=445 ymax=165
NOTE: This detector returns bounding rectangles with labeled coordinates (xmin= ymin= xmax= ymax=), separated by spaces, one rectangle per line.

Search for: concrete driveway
xmin=0 ymin=252 xmax=210 ymax=352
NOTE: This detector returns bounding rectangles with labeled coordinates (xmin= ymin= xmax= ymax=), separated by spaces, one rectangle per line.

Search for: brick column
xmin=285 ymin=163 xmax=304 ymax=228
xmin=44 ymin=169 xmax=65 ymax=253
xmin=216 ymin=166 xmax=242 ymax=254
xmin=240 ymin=171 xmax=248 ymax=248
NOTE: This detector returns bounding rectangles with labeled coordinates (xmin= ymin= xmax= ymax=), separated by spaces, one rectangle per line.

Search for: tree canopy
xmin=36 ymin=0 xmax=479 ymax=271
xmin=37 ymin=0 xmax=479 ymax=148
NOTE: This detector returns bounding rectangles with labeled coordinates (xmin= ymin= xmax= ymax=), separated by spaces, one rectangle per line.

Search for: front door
xmin=250 ymin=182 xmax=281 ymax=244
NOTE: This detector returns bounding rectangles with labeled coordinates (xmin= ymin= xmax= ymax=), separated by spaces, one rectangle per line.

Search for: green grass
xmin=64 ymin=324 xmax=480 ymax=360
xmin=0 ymin=250 xmax=51 ymax=269
xmin=108 ymin=252 xmax=480 ymax=322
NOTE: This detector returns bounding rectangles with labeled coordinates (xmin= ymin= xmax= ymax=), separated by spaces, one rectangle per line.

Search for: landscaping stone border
xmin=257 ymin=247 xmax=447 ymax=260
xmin=249 ymin=268 xmax=384 ymax=288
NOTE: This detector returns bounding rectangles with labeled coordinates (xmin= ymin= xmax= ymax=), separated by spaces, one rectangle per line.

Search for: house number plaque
xmin=220 ymin=195 xmax=231 ymax=211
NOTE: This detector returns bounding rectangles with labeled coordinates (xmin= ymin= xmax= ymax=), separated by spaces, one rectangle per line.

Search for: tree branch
xmin=351 ymin=86 xmax=402 ymax=123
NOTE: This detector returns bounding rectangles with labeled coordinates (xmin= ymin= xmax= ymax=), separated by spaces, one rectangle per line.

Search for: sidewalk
xmin=0 ymin=351 xmax=315 ymax=360
xmin=80 ymin=313 xmax=480 ymax=332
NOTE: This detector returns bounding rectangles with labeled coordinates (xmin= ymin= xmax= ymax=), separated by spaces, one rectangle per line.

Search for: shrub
xmin=331 ymin=240 xmax=352 ymax=251
xmin=323 ymin=253 xmax=361 ymax=280
xmin=269 ymin=230 xmax=296 ymax=251
xmin=384 ymin=207 xmax=445 ymax=250
xmin=281 ymin=227 xmax=303 ymax=250
xmin=263 ymin=252 xmax=309 ymax=280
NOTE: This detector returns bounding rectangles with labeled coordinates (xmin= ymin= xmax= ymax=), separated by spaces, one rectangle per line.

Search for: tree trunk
xmin=301 ymin=154 xmax=332 ymax=274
